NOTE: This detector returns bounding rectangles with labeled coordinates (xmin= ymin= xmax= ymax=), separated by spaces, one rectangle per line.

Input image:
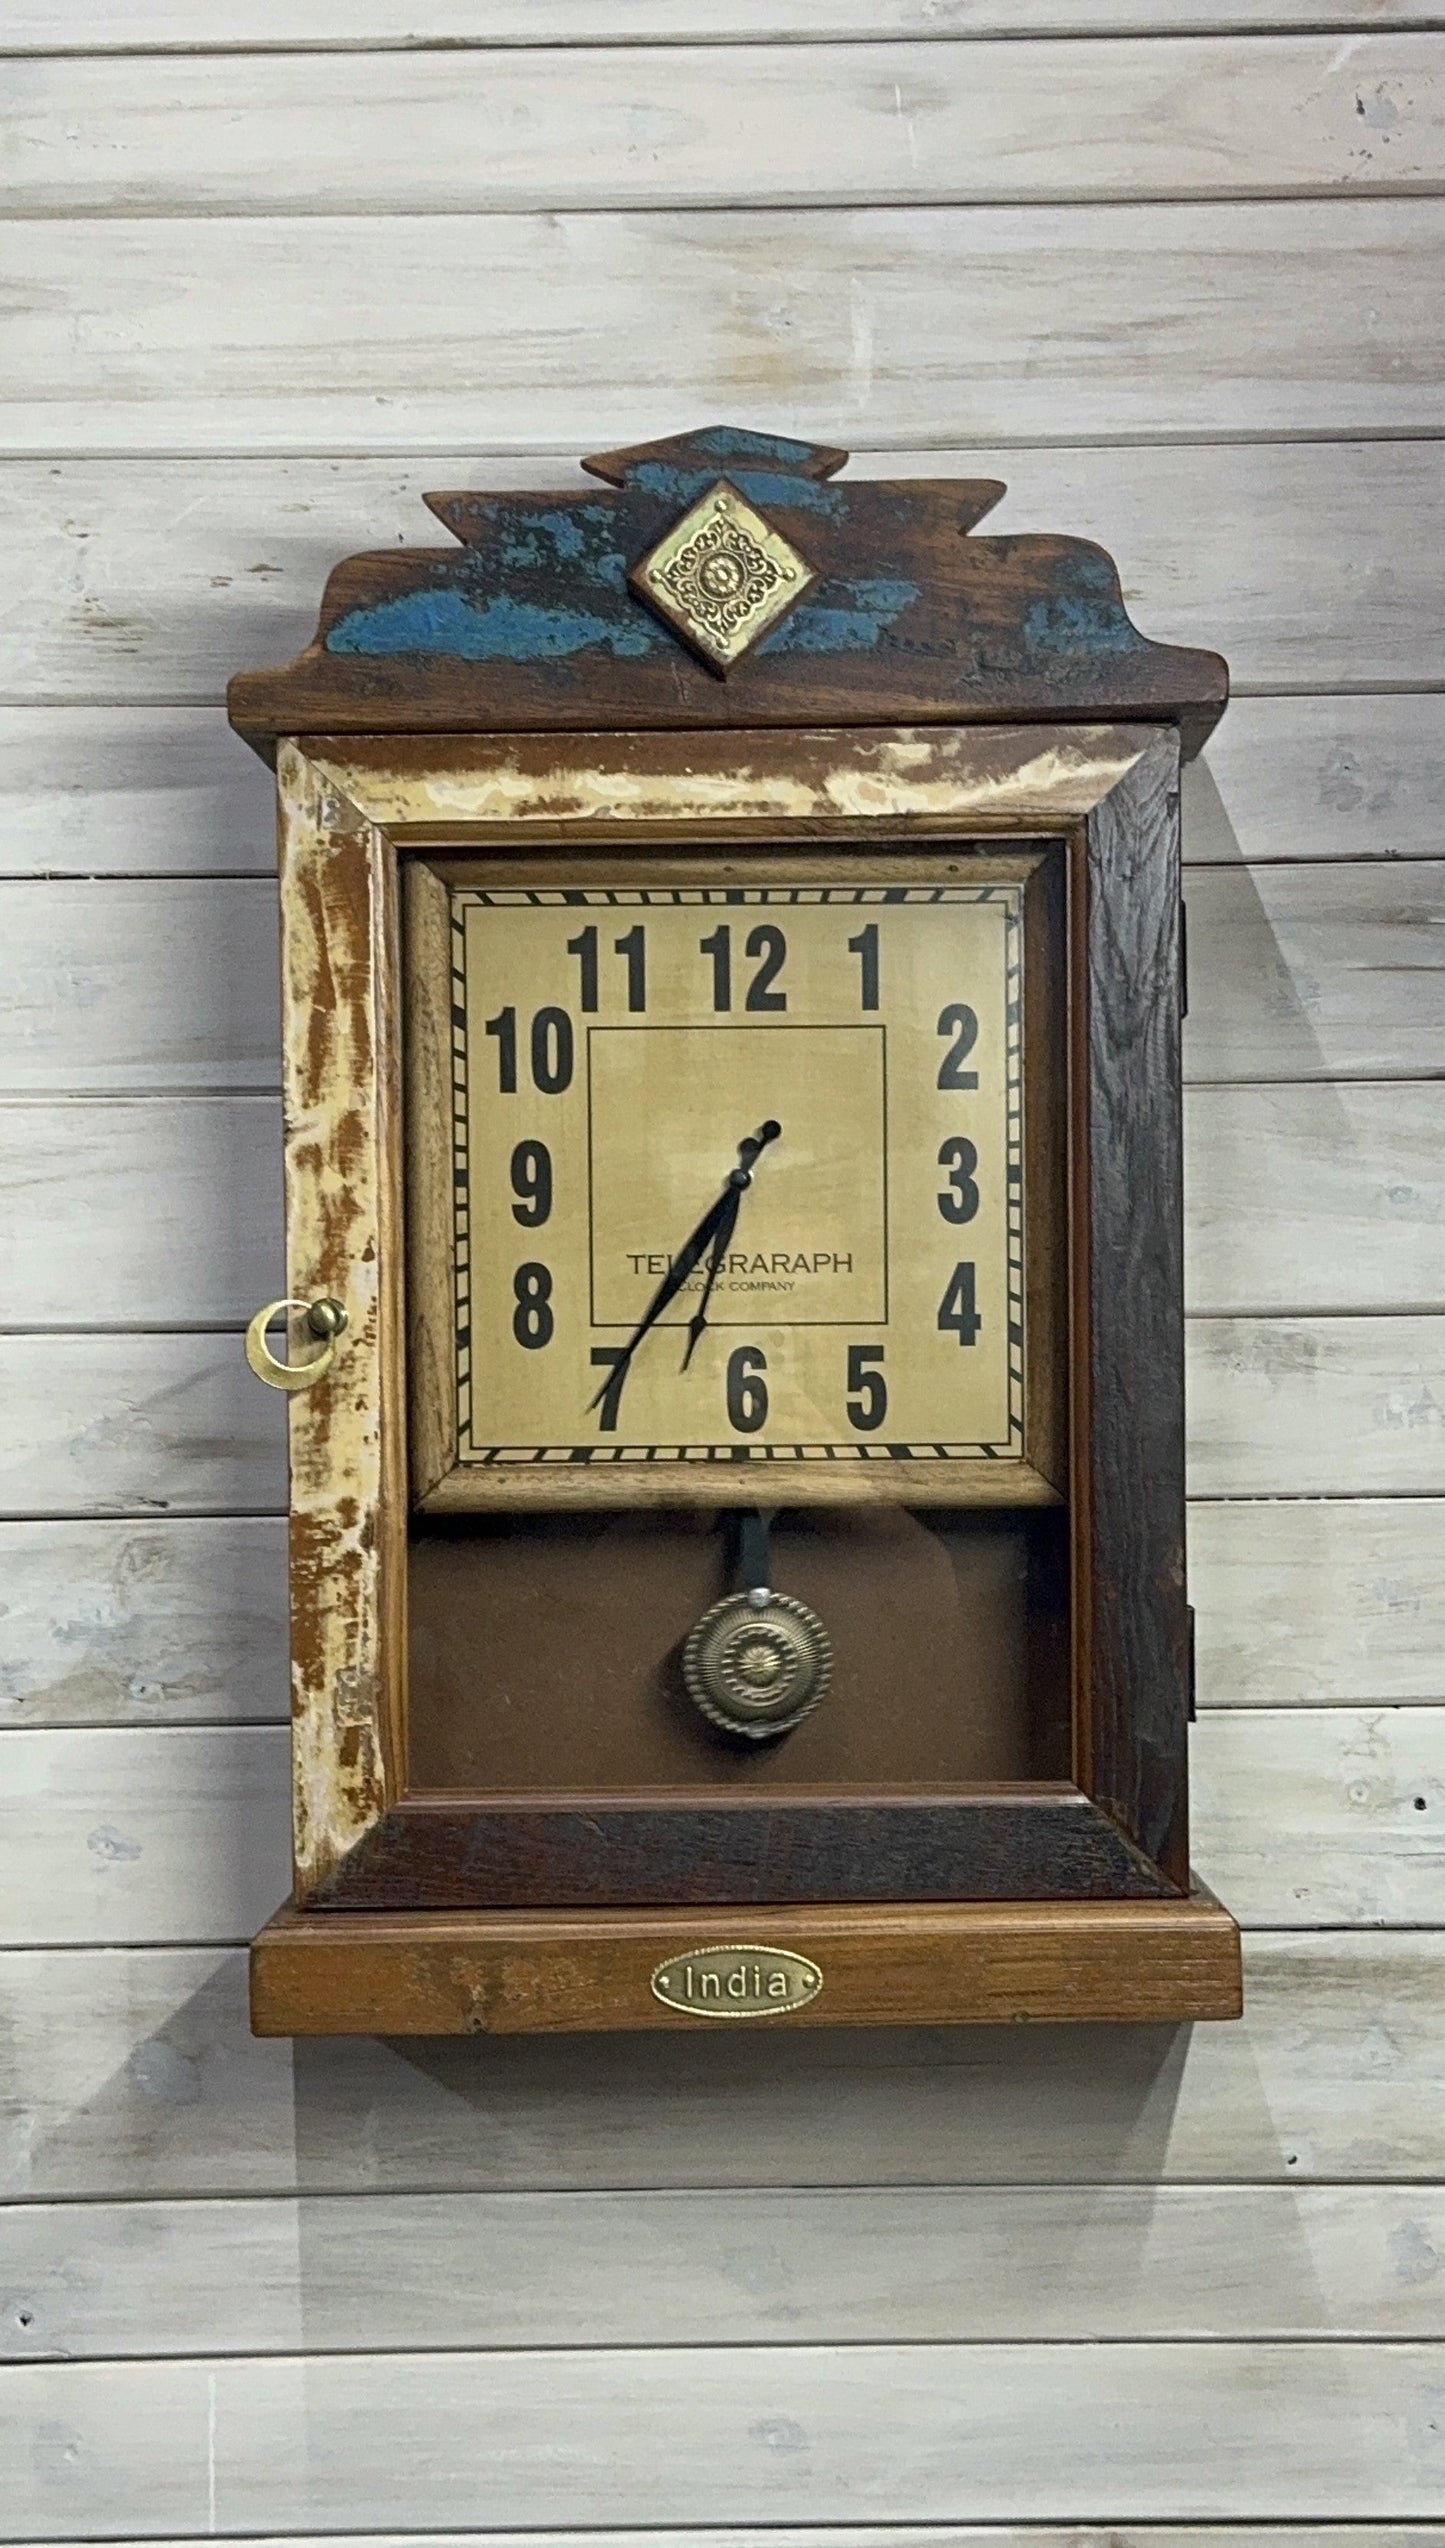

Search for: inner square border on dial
xmin=584 ymin=1020 xmax=889 ymax=1333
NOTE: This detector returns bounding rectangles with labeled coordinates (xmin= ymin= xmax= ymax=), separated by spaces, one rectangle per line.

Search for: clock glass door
xmin=400 ymin=842 xmax=1071 ymax=1818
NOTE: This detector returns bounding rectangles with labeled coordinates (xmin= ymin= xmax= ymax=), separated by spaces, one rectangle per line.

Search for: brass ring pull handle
xmin=244 ymin=1296 xmax=348 ymax=1393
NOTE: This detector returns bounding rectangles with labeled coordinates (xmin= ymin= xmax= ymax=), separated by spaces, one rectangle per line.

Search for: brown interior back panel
xmin=406 ymin=1507 xmax=1070 ymax=1794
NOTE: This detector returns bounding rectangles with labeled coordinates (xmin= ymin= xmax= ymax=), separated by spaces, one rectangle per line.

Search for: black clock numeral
xmin=567 ymin=923 xmax=646 ymax=1014
xmin=845 ymin=1343 xmax=887 ymax=1431
xmin=512 ymin=1261 xmax=555 ymax=1349
xmin=509 ymin=1140 xmax=552 ymax=1228
xmin=566 ymin=925 xmax=599 ymax=1013
xmin=614 ymin=923 xmax=647 ymax=1013
xmin=485 ymin=1005 xmax=575 ymax=1095
xmin=726 ymin=1345 xmax=769 ymax=1433
xmin=937 ymin=1136 xmax=980 ymax=1225
xmin=699 ymin=924 xmax=732 ymax=1012
xmin=936 ymin=1003 xmax=980 ymax=1090
xmin=847 ymin=921 xmax=880 ymax=1011
xmin=937 ymin=1261 xmax=981 ymax=1347
xmin=484 ymin=1006 xmax=517 ymax=1092
xmin=529 ymin=1006 xmax=574 ymax=1095
xmin=744 ymin=923 xmax=787 ymax=1012
xmin=699 ymin=923 xmax=789 ymax=1013
xmin=589 ymin=1346 xmax=628 ymax=1431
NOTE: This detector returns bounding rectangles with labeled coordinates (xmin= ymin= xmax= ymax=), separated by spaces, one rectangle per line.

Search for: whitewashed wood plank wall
xmin=1 ymin=2 xmax=1442 ymax=2537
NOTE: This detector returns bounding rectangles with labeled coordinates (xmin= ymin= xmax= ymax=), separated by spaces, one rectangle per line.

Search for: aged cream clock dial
xmin=414 ymin=864 xmax=1051 ymax=1507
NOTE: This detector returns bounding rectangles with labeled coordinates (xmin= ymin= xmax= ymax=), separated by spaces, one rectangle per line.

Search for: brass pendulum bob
xmin=682 ymin=1509 xmax=832 ymax=1742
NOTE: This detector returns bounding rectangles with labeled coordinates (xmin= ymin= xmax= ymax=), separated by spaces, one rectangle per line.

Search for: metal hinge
xmin=1185 ymin=1602 xmax=1197 ymax=1722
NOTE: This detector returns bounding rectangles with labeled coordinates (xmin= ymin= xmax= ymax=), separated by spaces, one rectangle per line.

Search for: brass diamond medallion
xmin=630 ymin=479 xmax=815 ymax=674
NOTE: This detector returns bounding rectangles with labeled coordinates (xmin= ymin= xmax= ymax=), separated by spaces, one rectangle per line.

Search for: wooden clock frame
xmin=230 ymin=427 xmax=1242 ymax=2035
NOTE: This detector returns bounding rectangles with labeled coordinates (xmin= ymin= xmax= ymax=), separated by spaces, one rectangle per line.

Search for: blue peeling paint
xmin=762 ymin=576 xmax=919 ymax=656
xmin=685 ymin=428 xmax=824 ymax=467
xmin=629 ymin=462 xmax=848 ymax=520
xmin=327 ymin=588 xmax=655 ymax=663
xmin=1022 ymin=594 xmax=1145 ymax=658
xmin=495 ymin=508 xmax=629 ymax=592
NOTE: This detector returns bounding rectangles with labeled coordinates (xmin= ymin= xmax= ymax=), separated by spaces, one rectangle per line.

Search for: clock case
xmin=230 ymin=426 xmax=1242 ymax=2035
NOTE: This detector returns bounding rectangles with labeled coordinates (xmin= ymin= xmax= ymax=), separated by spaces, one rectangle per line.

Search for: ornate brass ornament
xmin=245 ymin=1296 xmax=348 ymax=1393
xmin=682 ymin=1588 xmax=832 ymax=1740
xmin=650 ymin=1944 xmax=824 ymax=2018
xmin=630 ymin=479 xmax=815 ymax=673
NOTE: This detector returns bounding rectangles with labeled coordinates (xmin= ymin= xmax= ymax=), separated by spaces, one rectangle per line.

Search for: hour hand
xmin=588 ymin=1120 xmax=780 ymax=1410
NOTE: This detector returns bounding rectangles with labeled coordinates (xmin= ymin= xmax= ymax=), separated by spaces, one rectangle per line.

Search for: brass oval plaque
xmin=651 ymin=1944 xmax=823 ymax=2020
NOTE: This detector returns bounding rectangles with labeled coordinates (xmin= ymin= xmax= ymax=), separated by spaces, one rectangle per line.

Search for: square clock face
xmin=407 ymin=860 xmax=1053 ymax=1504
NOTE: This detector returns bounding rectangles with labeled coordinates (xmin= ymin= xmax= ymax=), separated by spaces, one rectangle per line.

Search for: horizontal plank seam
xmin=9 ymin=22 xmax=1445 ymax=56
xmin=9 ymin=430 xmax=1445 ymax=469
xmin=7 ymin=1304 xmax=1444 ymax=1337
xmin=6 ymin=2177 xmax=1445 ymax=2210
xmin=6 ymin=2335 xmax=1445 ymax=2365
xmin=5 ymin=425 xmax=1445 ymax=455
xmin=9 ymin=186 xmax=1445 ymax=222
xmin=4 ymin=2336 xmax=1445 ymax=2359
xmin=7 ymin=2178 xmax=1444 ymax=2207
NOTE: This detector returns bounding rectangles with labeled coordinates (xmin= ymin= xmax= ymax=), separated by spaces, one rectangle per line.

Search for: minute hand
xmin=587 ymin=1119 xmax=780 ymax=1412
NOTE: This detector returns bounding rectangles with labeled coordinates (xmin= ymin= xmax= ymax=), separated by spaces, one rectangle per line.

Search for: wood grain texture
xmin=8 ymin=38 xmax=1442 ymax=216
xmin=2 ymin=1083 xmax=1440 ymax=1328
xmin=1185 ymin=861 xmax=1445 ymax=1083
xmin=4 ymin=203 xmax=1443 ymax=455
xmin=0 ymin=1726 xmax=290 ymax=1947
xmin=2 ymin=1934 xmax=1438 ymax=2199
xmin=1192 ymin=1500 xmax=1445 ymax=1708
xmin=0 ymin=1097 xmax=282 ymax=1324
xmin=275 ymin=748 xmax=403 ymax=1896
xmin=231 ymin=480 xmax=1224 ymax=756
xmin=314 ymin=1796 xmax=1174 ymax=1916
xmin=0 ymin=1334 xmax=285 ymax=1518
xmin=0 ymin=880 xmax=279 ymax=1093
xmin=1193 ymin=1707 xmax=1445 ymax=1925
xmin=5 ymin=446 xmax=1441 ymax=704
xmin=1 ymin=1319 xmax=1435 ymax=1515
xmin=1079 ymin=737 xmax=1188 ymax=1880
xmin=400 ymin=860 xmax=455 ymax=1502
xmin=0 ymin=1516 xmax=288 ymax=1727
xmin=7 ymin=2183 xmax=1445 ymax=2357
xmin=3 ymin=1501 xmax=1439 ymax=1730
xmin=5 ymin=864 xmax=1435 ymax=1094
xmin=5 ymin=2536 xmax=1438 ymax=2548
xmin=1 ymin=0 xmax=1440 ymax=2521
xmin=14 ymin=0 xmax=1445 ymax=43
xmin=3 ymin=1710 xmax=1439 ymax=1945
xmin=255 ymin=1893 xmax=1240 ymax=2033
xmin=10 ymin=0 xmax=1443 ymax=39
xmin=0 ymin=708 xmax=276 ymax=877
xmin=1187 ymin=1317 xmax=1445 ymax=1497
xmin=1183 ymin=1084 xmax=1445 ymax=1315
xmin=6 ymin=695 xmax=1433 ymax=879
xmin=6 ymin=2341 xmax=1445 ymax=2529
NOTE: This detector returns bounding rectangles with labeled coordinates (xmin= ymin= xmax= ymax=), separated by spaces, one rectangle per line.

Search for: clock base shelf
xmin=250 ymin=1889 xmax=1241 ymax=2036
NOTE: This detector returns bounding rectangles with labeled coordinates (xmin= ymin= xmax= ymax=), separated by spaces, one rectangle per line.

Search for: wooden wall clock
xmin=230 ymin=424 xmax=1242 ymax=2036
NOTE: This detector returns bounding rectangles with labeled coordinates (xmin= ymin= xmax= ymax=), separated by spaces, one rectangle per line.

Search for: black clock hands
xmin=681 ymin=1117 xmax=781 ymax=1370
xmin=588 ymin=1119 xmax=780 ymax=1413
